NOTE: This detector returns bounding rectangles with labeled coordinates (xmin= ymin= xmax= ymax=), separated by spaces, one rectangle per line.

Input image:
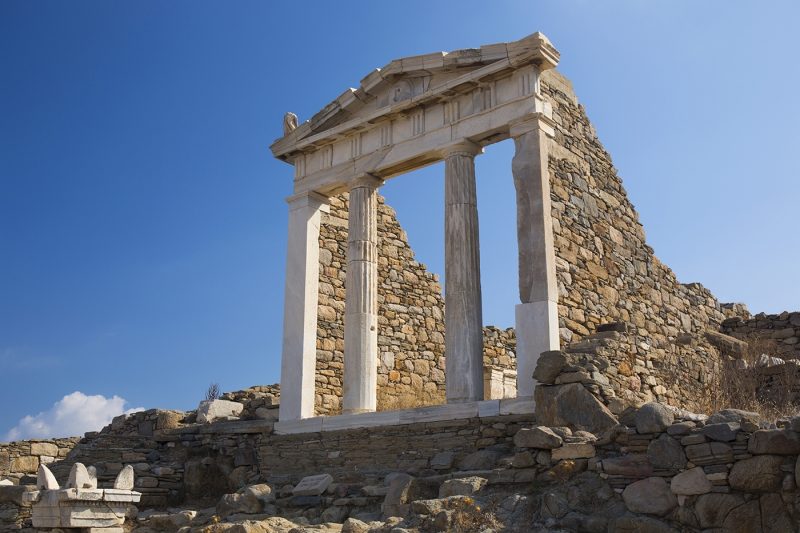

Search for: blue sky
xmin=1 ymin=1 xmax=798 ymax=439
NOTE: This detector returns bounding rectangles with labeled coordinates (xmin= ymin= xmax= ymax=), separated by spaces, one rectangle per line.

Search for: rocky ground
xmin=123 ymin=403 xmax=800 ymax=533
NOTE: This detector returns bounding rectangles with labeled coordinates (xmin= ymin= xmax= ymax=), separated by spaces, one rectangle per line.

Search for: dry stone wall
xmin=722 ymin=311 xmax=800 ymax=360
xmin=315 ymin=194 xmax=516 ymax=415
xmin=542 ymin=70 xmax=726 ymax=347
xmin=0 ymin=438 xmax=78 ymax=485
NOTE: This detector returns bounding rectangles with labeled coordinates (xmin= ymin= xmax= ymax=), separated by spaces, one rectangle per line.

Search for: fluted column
xmin=279 ymin=191 xmax=330 ymax=421
xmin=343 ymin=175 xmax=383 ymax=414
xmin=510 ymin=114 xmax=559 ymax=399
xmin=443 ymin=141 xmax=485 ymax=403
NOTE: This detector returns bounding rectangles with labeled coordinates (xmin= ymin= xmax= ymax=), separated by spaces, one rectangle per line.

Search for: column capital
xmin=285 ymin=191 xmax=330 ymax=212
xmin=509 ymin=112 xmax=556 ymax=139
xmin=440 ymin=139 xmax=483 ymax=159
xmin=349 ymin=174 xmax=384 ymax=191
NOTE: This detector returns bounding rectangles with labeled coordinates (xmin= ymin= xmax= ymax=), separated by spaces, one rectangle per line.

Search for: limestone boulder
xmin=635 ymin=403 xmax=673 ymax=434
xmin=534 ymin=383 xmax=618 ymax=435
xmin=729 ymin=455 xmax=785 ymax=492
xmin=438 ymin=476 xmax=487 ymax=498
xmin=532 ymin=350 xmax=568 ymax=384
xmin=197 ymin=400 xmax=244 ymax=424
xmin=514 ymin=426 xmax=562 ymax=449
xmin=747 ymin=429 xmax=800 ymax=455
xmin=216 ymin=484 xmax=274 ymax=517
xmin=670 ymin=467 xmax=711 ymax=495
xmin=621 ymin=477 xmax=676 ymax=516
xmin=341 ymin=517 xmax=370 ymax=533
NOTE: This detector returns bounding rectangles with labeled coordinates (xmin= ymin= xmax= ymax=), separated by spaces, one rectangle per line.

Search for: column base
xmin=515 ymin=301 xmax=559 ymax=399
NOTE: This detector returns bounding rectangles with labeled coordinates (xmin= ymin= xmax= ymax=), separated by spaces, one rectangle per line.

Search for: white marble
xmin=37 ymin=464 xmax=59 ymax=490
xmin=510 ymin=115 xmax=560 ymax=398
xmin=343 ymin=176 xmax=382 ymax=414
xmin=499 ymin=396 xmax=536 ymax=415
xmin=478 ymin=399 xmax=500 ymax=418
xmin=279 ymin=192 xmax=330 ymax=421
xmin=398 ymin=401 xmax=479 ymax=424
xmin=322 ymin=409 xmax=400 ymax=431
xmin=197 ymin=399 xmax=244 ymax=424
xmin=273 ymin=416 xmax=324 ymax=435
xmin=515 ymin=301 xmax=559 ymax=398
xmin=443 ymin=141 xmax=485 ymax=404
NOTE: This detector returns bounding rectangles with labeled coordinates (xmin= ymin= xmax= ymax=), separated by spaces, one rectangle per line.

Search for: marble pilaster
xmin=279 ymin=191 xmax=330 ymax=421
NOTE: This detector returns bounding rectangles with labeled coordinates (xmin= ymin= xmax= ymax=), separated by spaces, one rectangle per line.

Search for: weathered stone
xmin=702 ymin=422 xmax=740 ymax=442
xmin=155 ymin=410 xmax=183 ymax=430
xmin=670 ymin=467 xmax=711 ymax=495
xmin=382 ymin=473 xmax=414 ymax=518
xmin=621 ymin=477 xmax=676 ymax=516
xmin=685 ymin=442 xmax=733 ymax=465
xmin=646 ymin=434 xmax=686 ymax=471
xmin=341 ymin=517 xmax=370 ymax=533
xmin=551 ymin=443 xmax=595 ymax=460
xmin=456 ymin=449 xmax=501 ymax=470
xmin=532 ymin=351 xmax=567 ymax=384
xmin=10 ymin=456 xmax=38 ymax=473
xmin=114 ymin=465 xmax=135 ymax=490
xmin=706 ymin=408 xmax=760 ymax=426
xmin=666 ymin=421 xmax=695 ymax=436
xmin=601 ymin=454 xmax=653 ymax=477
xmin=729 ymin=455 xmax=785 ymax=492
xmin=634 ymin=403 xmax=673 ymax=434
xmin=695 ymin=493 xmax=745 ymax=529
xmin=534 ymin=383 xmax=618 ymax=434
xmin=37 ymin=465 xmax=59 ymax=490
xmin=197 ymin=399 xmax=244 ymax=423
xmin=760 ymin=493 xmax=793 ymax=532
xmin=513 ymin=426 xmax=562 ymax=449
xmin=610 ymin=514 xmax=677 ymax=533
xmin=747 ymin=429 xmax=800 ymax=455
xmin=428 ymin=451 xmax=454 ymax=471
xmin=293 ymin=474 xmax=333 ymax=496
xmin=30 ymin=442 xmax=59 ymax=457
xmin=438 ymin=476 xmax=487 ymax=498
xmin=67 ymin=463 xmax=92 ymax=489
xmin=722 ymin=499 xmax=762 ymax=533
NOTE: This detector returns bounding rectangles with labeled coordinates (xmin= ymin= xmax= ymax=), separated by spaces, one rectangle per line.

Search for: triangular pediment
xmin=271 ymin=32 xmax=558 ymax=160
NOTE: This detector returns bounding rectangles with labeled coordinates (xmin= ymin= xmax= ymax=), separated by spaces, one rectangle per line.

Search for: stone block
xmin=534 ymin=383 xmax=618 ymax=434
xmin=293 ymin=474 xmax=333 ymax=496
xmin=30 ymin=443 xmax=59 ymax=457
xmin=197 ymin=399 xmax=244 ymax=424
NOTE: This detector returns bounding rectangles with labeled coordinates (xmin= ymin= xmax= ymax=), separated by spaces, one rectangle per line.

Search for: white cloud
xmin=4 ymin=391 xmax=144 ymax=442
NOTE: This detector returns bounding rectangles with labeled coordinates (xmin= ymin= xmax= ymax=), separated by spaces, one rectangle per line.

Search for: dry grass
xmin=702 ymin=335 xmax=800 ymax=421
xmin=449 ymin=496 xmax=501 ymax=533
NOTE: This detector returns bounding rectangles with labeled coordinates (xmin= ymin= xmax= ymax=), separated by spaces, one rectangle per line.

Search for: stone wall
xmin=722 ymin=311 xmax=800 ymax=360
xmin=0 ymin=438 xmax=79 ymax=485
xmin=315 ymin=194 xmax=516 ymax=415
xmin=541 ymin=70 xmax=726 ymax=348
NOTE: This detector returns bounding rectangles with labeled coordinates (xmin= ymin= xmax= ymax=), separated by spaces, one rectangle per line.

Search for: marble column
xmin=510 ymin=115 xmax=560 ymax=399
xmin=279 ymin=191 xmax=330 ymax=421
xmin=343 ymin=175 xmax=383 ymax=414
xmin=443 ymin=141 xmax=485 ymax=403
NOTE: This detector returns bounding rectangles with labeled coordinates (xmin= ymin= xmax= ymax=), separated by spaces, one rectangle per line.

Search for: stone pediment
xmin=271 ymin=32 xmax=559 ymax=162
